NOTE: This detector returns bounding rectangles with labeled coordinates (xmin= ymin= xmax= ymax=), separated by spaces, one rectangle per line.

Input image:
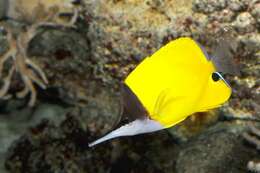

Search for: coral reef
xmin=5 ymin=112 xmax=113 ymax=173
xmin=0 ymin=0 xmax=259 ymax=172
xmin=0 ymin=25 xmax=48 ymax=106
xmin=4 ymin=0 xmax=80 ymax=25
xmin=243 ymin=123 xmax=260 ymax=172
xmin=4 ymin=107 xmax=179 ymax=173
xmin=182 ymin=0 xmax=260 ymax=121
xmin=175 ymin=123 xmax=257 ymax=173
xmin=4 ymin=109 xmax=258 ymax=173
xmin=0 ymin=0 xmax=80 ymax=106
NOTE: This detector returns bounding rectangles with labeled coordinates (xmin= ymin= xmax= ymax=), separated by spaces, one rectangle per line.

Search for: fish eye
xmin=212 ymin=72 xmax=221 ymax=82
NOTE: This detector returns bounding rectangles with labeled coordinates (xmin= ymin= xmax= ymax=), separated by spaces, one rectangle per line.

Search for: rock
xmin=4 ymin=113 xmax=113 ymax=173
xmin=27 ymin=26 xmax=96 ymax=104
xmin=167 ymin=111 xmax=220 ymax=143
xmin=0 ymin=100 xmax=71 ymax=172
xmin=193 ymin=0 xmax=227 ymax=13
xmin=1 ymin=78 xmax=121 ymax=172
xmin=227 ymin=0 xmax=248 ymax=11
xmin=0 ymin=0 xmax=8 ymax=19
xmin=175 ymin=122 xmax=258 ymax=173
xmin=250 ymin=3 xmax=260 ymax=26
xmin=0 ymin=28 xmax=9 ymax=55
xmin=4 ymin=108 xmax=179 ymax=173
xmin=1 ymin=1 xmax=260 ymax=172
xmin=28 ymin=26 xmax=91 ymax=80
xmin=86 ymin=0 xmax=194 ymax=83
xmin=208 ymin=9 xmax=235 ymax=22
xmin=239 ymin=33 xmax=260 ymax=53
xmin=232 ymin=12 xmax=256 ymax=33
xmin=5 ymin=0 xmax=76 ymax=24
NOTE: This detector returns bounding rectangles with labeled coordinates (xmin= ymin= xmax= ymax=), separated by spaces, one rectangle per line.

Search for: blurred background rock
xmin=0 ymin=0 xmax=259 ymax=172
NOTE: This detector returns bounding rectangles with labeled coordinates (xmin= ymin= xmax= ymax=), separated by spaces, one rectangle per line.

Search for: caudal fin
xmin=88 ymin=118 xmax=163 ymax=147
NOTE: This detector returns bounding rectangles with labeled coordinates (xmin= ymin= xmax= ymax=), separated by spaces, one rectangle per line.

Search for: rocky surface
xmin=176 ymin=123 xmax=258 ymax=173
xmin=4 ymin=108 xmax=179 ymax=173
xmin=0 ymin=0 xmax=259 ymax=172
xmin=4 ymin=112 xmax=258 ymax=173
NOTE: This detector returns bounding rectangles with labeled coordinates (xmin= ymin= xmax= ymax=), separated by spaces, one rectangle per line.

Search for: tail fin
xmin=88 ymin=118 xmax=163 ymax=147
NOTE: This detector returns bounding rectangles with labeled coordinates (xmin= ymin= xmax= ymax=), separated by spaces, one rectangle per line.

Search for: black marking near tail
xmin=105 ymin=83 xmax=149 ymax=138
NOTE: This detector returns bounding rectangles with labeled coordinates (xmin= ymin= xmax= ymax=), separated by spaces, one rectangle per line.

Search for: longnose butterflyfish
xmin=89 ymin=37 xmax=236 ymax=147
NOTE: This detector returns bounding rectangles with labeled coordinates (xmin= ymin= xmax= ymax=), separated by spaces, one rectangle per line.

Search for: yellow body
xmin=125 ymin=37 xmax=231 ymax=128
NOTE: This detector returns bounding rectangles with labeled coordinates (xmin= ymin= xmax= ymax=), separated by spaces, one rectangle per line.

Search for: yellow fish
xmin=89 ymin=37 xmax=232 ymax=147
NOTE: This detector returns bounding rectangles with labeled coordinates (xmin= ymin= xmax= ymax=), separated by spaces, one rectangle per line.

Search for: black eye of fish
xmin=212 ymin=72 xmax=221 ymax=82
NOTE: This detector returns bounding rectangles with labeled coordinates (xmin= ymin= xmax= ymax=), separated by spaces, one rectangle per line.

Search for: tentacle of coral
xmin=27 ymin=69 xmax=47 ymax=89
xmin=15 ymin=43 xmax=44 ymax=102
xmin=25 ymin=58 xmax=48 ymax=84
xmin=16 ymin=85 xmax=29 ymax=98
xmin=249 ymin=124 xmax=260 ymax=137
xmin=26 ymin=5 xmax=78 ymax=33
xmin=14 ymin=32 xmax=47 ymax=106
xmin=21 ymin=75 xmax=37 ymax=107
xmin=243 ymin=125 xmax=260 ymax=150
xmin=0 ymin=66 xmax=14 ymax=97
xmin=0 ymin=27 xmax=16 ymax=100
xmin=2 ymin=93 xmax=12 ymax=100
xmin=68 ymin=8 xmax=79 ymax=26
xmin=0 ymin=32 xmax=17 ymax=77
xmin=0 ymin=51 xmax=14 ymax=76
xmin=247 ymin=161 xmax=260 ymax=172
xmin=243 ymin=133 xmax=260 ymax=150
xmin=0 ymin=2 xmax=80 ymax=106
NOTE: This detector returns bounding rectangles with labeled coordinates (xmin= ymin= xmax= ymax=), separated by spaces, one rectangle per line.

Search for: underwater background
xmin=0 ymin=0 xmax=259 ymax=172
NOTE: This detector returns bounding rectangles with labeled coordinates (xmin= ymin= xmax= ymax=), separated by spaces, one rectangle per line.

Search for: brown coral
xmin=0 ymin=0 xmax=81 ymax=106
xmin=243 ymin=122 xmax=260 ymax=172
xmin=0 ymin=25 xmax=48 ymax=106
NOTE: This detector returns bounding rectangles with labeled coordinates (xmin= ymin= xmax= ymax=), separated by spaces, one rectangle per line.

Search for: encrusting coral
xmin=243 ymin=122 xmax=260 ymax=172
xmin=0 ymin=0 xmax=81 ymax=106
xmin=0 ymin=25 xmax=49 ymax=106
